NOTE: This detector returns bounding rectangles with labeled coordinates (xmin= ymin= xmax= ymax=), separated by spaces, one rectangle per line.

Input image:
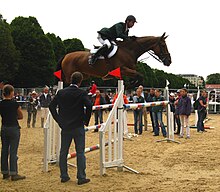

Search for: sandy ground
xmin=0 ymin=109 xmax=220 ymax=192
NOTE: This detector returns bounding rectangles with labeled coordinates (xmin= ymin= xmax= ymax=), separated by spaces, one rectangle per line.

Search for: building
xmin=179 ymin=74 xmax=204 ymax=87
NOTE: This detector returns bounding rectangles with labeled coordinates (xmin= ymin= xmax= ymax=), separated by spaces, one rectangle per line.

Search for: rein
xmin=147 ymin=50 xmax=163 ymax=63
xmin=135 ymin=38 xmax=170 ymax=63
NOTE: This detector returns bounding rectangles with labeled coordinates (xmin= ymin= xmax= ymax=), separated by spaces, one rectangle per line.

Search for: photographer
xmin=27 ymin=91 xmax=39 ymax=128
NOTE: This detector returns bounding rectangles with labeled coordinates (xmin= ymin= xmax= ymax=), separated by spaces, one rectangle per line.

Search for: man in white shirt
xmin=39 ymin=87 xmax=52 ymax=127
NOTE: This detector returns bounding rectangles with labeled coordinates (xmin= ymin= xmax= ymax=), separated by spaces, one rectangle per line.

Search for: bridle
xmin=148 ymin=40 xmax=171 ymax=63
xmin=135 ymin=37 xmax=170 ymax=63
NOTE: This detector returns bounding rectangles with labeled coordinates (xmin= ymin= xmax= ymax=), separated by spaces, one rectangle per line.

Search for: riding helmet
xmin=126 ymin=15 xmax=137 ymax=22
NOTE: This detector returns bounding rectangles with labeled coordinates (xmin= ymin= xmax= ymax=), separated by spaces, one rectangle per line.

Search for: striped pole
xmin=124 ymin=101 xmax=169 ymax=109
xmin=92 ymin=104 xmax=113 ymax=111
xmin=67 ymin=141 xmax=110 ymax=159
xmin=84 ymin=123 xmax=105 ymax=132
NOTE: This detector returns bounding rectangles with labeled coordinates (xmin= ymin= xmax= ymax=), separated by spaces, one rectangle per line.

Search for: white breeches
xmin=97 ymin=34 xmax=111 ymax=48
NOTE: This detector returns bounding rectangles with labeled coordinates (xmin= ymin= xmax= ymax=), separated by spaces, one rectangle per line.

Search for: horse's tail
xmin=56 ymin=56 xmax=65 ymax=82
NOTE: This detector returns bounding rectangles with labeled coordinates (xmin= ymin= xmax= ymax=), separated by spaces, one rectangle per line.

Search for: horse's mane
xmin=116 ymin=36 xmax=160 ymax=49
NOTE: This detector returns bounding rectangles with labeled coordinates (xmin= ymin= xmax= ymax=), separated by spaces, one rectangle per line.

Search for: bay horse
xmin=57 ymin=32 xmax=171 ymax=86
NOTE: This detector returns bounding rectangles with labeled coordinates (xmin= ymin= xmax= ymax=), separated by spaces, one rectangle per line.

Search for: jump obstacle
xmin=43 ymin=80 xmax=180 ymax=175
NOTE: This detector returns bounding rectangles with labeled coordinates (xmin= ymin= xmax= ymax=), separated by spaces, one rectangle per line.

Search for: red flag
xmin=54 ymin=70 xmax=62 ymax=81
xmin=108 ymin=68 xmax=121 ymax=79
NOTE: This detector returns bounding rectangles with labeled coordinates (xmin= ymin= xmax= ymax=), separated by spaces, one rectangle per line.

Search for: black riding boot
xmin=89 ymin=44 xmax=108 ymax=65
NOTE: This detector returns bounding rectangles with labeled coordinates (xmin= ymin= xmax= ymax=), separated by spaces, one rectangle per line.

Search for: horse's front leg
xmin=121 ymin=67 xmax=143 ymax=89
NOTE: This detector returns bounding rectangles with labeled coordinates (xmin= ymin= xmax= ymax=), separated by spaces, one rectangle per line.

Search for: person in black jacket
xmin=49 ymin=72 xmax=92 ymax=185
xmin=89 ymin=15 xmax=137 ymax=65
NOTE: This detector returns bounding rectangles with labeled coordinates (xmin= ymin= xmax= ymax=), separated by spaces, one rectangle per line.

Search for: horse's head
xmin=152 ymin=32 xmax=172 ymax=66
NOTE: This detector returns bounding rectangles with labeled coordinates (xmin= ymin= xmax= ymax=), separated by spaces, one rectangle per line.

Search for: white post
xmin=194 ymin=86 xmax=200 ymax=126
xmin=56 ymin=81 xmax=63 ymax=164
xmin=117 ymin=80 xmax=124 ymax=171
xmin=99 ymin=130 xmax=106 ymax=175
xmin=165 ymin=83 xmax=170 ymax=139
xmin=169 ymin=111 xmax=174 ymax=140
xmin=214 ymin=89 xmax=217 ymax=113
xmin=43 ymin=113 xmax=50 ymax=172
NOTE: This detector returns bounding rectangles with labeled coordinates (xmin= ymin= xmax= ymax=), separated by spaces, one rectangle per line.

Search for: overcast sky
xmin=1 ymin=0 xmax=219 ymax=80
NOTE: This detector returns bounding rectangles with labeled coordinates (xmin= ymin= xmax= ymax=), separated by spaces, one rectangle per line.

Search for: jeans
xmin=149 ymin=111 xmax=155 ymax=132
xmin=1 ymin=126 xmax=20 ymax=175
xmin=152 ymin=111 xmax=166 ymax=136
xmin=133 ymin=109 xmax=143 ymax=134
xmin=175 ymin=114 xmax=181 ymax=134
xmin=59 ymin=128 xmax=86 ymax=180
xmin=27 ymin=110 xmax=37 ymax=127
xmin=197 ymin=110 xmax=207 ymax=132
xmin=94 ymin=110 xmax=103 ymax=125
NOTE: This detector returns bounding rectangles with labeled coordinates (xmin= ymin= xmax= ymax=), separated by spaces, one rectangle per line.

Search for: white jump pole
xmin=194 ymin=86 xmax=200 ymax=126
xmin=55 ymin=81 xmax=63 ymax=164
xmin=117 ymin=80 xmax=124 ymax=172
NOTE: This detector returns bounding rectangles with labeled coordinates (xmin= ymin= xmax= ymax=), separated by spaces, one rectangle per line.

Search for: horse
xmin=56 ymin=32 xmax=171 ymax=86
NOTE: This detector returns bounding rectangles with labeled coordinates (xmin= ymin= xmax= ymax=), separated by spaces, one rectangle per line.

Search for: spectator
xmin=177 ymin=88 xmax=191 ymax=139
xmin=138 ymin=85 xmax=148 ymax=131
xmin=49 ymin=72 xmax=92 ymax=185
xmin=104 ymin=92 xmax=111 ymax=104
xmin=0 ymin=84 xmax=26 ymax=181
xmin=27 ymin=91 xmax=39 ymax=128
xmin=39 ymin=87 xmax=52 ymax=128
xmin=174 ymin=90 xmax=181 ymax=134
xmin=0 ymin=80 xmax=5 ymax=100
xmin=146 ymin=88 xmax=155 ymax=133
xmin=197 ymin=90 xmax=208 ymax=132
xmin=112 ymin=93 xmax=129 ymax=104
xmin=133 ymin=88 xmax=145 ymax=135
xmin=89 ymin=81 xmax=97 ymax=96
xmin=93 ymin=90 xmax=106 ymax=132
xmin=152 ymin=89 xmax=166 ymax=137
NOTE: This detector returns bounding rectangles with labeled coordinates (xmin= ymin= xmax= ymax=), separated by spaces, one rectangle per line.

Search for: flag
xmin=166 ymin=79 xmax=170 ymax=87
xmin=108 ymin=68 xmax=121 ymax=79
xmin=54 ymin=70 xmax=62 ymax=81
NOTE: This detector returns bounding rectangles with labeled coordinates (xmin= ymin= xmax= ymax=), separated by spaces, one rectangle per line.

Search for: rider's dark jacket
xmin=98 ymin=22 xmax=129 ymax=41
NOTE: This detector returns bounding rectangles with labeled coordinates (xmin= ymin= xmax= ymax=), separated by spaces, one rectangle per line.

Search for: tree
xmin=46 ymin=33 xmax=66 ymax=62
xmin=63 ymin=38 xmax=85 ymax=53
xmin=10 ymin=16 xmax=55 ymax=87
xmin=136 ymin=62 xmax=158 ymax=87
xmin=206 ymin=73 xmax=220 ymax=84
xmin=0 ymin=14 xmax=19 ymax=82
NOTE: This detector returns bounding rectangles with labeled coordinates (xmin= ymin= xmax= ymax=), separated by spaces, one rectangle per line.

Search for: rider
xmin=89 ymin=15 xmax=137 ymax=65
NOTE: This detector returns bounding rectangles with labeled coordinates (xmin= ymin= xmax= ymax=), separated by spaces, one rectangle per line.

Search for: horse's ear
xmin=164 ymin=35 xmax=169 ymax=39
xmin=161 ymin=32 xmax=168 ymax=39
xmin=161 ymin=32 xmax=166 ymax=38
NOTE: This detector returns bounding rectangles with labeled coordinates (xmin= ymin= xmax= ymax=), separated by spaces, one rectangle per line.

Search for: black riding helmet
xmin=125 ymin=15 xmax=137 ymax=23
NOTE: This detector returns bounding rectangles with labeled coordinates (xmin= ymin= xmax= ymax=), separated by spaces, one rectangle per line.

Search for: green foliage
xmin=63 ymin=38 xmax=85 ymax=53
xmin=0 ymin=15 xmax=19 ymax=82
xmin=46 ymin=33 xmax=66 ymax=62
xmin=10 ymin=16 xmax=55 ymax=87
xmin=206 ymin=73 xmax=220 ymax=84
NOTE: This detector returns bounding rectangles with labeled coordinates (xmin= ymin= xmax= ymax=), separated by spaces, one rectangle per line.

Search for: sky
xmin=1 ymin=0 xmax=219 ymax=80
